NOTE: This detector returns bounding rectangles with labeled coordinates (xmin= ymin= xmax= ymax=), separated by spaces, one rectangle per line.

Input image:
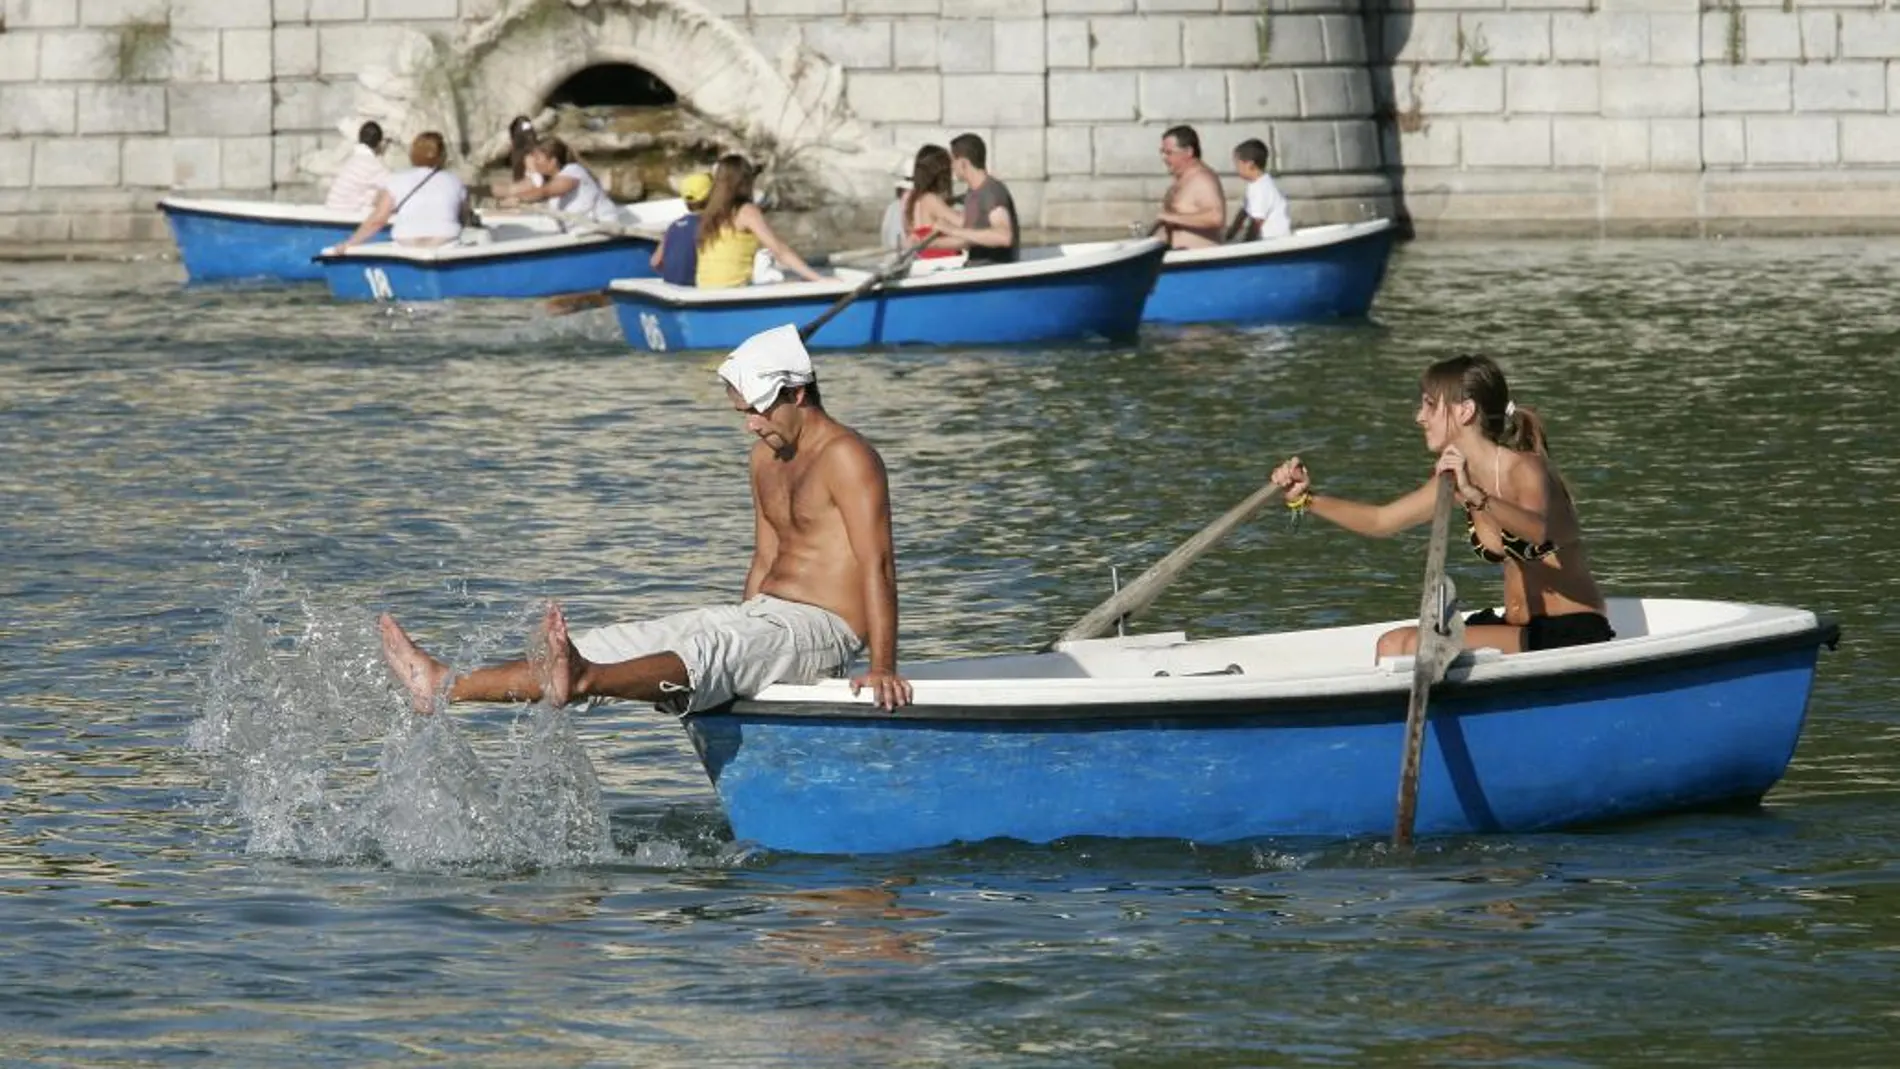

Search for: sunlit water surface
xmin=3 ymin=242 xmax=1898 ymax=1065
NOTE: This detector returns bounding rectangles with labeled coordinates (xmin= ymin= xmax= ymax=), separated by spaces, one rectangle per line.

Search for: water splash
xmin=191 ymin=568 xmax=613 ymax=872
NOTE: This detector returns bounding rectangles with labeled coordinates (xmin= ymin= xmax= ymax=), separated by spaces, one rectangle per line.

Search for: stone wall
xmin=8 ymin=0 xmax=1900 ymax=250
xmin=1384 ymin=0 xmax=1900 ymax=235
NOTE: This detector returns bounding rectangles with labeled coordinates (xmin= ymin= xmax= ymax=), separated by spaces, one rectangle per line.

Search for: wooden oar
xmin=798 ymin=229 xmax=939 ymax=343
xmin=1045 ymin=480 xmax=1287 ymax=650
xmin=1393 ymin=474 xmax=1466 ymax=848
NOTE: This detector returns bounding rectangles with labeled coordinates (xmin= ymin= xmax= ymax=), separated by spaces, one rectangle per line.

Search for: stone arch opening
xmin=317 ymin=1 xmax=893 ymax=216
xmin=543 ymin=62 xmax=677 ymax=109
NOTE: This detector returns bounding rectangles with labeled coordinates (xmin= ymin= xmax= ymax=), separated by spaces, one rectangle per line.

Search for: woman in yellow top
xmin=695 ymin=154 xmax=824 ymax=288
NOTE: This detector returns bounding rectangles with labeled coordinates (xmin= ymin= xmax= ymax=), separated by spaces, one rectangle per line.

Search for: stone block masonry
xmin=1380 ymin=2 xmax=1900 ymax=235
xmin=11 ymin=0 xmax=1900 ymax=254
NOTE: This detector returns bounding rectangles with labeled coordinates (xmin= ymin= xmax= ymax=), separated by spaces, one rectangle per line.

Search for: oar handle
xmin=798 ymin=229 xmax=939 ymax=343
xmin=1047 ymin=481 xmax=1286 ymax=649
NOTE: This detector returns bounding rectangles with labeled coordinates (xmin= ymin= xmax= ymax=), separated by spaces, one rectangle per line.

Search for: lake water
xmin=3 ymin=241 xmax=1897 ymax=1066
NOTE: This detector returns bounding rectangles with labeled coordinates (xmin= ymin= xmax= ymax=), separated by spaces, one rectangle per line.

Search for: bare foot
xmin=380 ymin=613 xmax=449 ymax=714
xmin=531 ymin=601 xmax=582 ymax=707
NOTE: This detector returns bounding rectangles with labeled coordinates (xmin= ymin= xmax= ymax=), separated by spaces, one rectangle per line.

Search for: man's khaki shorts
xmin=572 ymin=594 xmax=864 ymax=713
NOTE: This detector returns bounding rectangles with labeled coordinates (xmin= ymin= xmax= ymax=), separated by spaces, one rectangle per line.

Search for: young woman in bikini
xmin=901 ymin=144 xmax=962 ymax=259
xmin=1269 ymin=354 xmax=1614 ymax=660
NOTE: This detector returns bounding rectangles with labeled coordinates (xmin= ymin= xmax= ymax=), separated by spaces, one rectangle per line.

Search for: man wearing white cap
xmin=378 ymin=323 xmax=913 ymax=714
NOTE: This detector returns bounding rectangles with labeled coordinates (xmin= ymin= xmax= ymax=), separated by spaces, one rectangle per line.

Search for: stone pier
xmin=6 ymin=0 xmax=1900 ymax=252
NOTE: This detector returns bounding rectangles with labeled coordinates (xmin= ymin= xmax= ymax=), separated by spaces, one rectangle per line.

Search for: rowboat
xmin=681 ymin=597 xmax=1838 ymax=854
xmin=608 ymin=238 xmax=1167 ymax=352
xmin=1142 ymin=218 xmax=1398 ymax=325
xmin=160 ymin=198 xmax=383 ymax=284
xmin=158 ymin=196 xmax=685 ymax=287
xmin=313 ymin=219 xmax=664 ymax=302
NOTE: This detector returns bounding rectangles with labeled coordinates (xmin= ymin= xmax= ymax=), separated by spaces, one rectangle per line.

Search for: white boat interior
xmin=608 ymin=237 xmax=1165 ymax=304
xmin=320 ymin=225 xmax=639 ymax=263
xmin=1025 ymin=217 xmax=1396 ymax=266
xmin=159 ymin=195 xmax=684 ymax=232
xmin=740 ymin=598 xmax=1827 ymax=710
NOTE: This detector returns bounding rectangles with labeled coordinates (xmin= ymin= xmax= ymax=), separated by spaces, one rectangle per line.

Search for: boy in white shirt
xmin=1226 ymin=138 xmax=1291 ymax=243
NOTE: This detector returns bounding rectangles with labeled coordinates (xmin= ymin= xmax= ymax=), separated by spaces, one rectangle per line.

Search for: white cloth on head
xmin=719 ymin=323 xmax=815 ymax=412
xmin=1243 ymin=173 xmax=1291 ymax=239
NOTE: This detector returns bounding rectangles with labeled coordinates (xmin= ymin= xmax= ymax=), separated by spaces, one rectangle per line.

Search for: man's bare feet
xmin=530 ymin=601 xmax=582 ymax=707
xmin=379 ymin=613 xmax=449 ymax=714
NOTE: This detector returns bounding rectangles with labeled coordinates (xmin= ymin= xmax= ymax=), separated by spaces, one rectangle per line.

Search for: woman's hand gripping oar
xmin=798 ymin=229 xmax=939 ymax=343
xmin=1392 ymin=473 xmax=1465 ymax=847
xmin=1044 ymin=479 xmax=1288 ymax=650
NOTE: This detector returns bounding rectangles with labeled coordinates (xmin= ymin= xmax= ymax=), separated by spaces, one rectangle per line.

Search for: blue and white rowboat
xmin=608 ymin=238 xmax=1168 ymax=352
xmin=314 ymin=220 xmax=663 ymax=302
xmin=159 ymin=198 xmax=378 ymax=284
xmin=682 ymin=597 xmax=1838 ymax=854
xmin=159 ymin=196 xmax=686 ymax=287
xmin=1141 ymin=218 xmax=1399 ymax=325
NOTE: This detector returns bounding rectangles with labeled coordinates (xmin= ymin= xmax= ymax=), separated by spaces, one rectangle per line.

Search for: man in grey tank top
xmin=939 ymin=133 xmax=1019 ymax=265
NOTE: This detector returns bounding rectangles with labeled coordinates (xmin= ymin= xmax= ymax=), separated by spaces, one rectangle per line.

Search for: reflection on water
xmin=3 ymin=244 xmax=1900 ymax=1064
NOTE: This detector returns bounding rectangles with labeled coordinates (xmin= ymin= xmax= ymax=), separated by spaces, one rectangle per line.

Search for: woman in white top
xmin=324 ymin=120 xmax=391 ymax=212
xmin=335 ymin=131 xmax=468 ymax=250
xmin=505 ymin=136 xmax=619 ymax=226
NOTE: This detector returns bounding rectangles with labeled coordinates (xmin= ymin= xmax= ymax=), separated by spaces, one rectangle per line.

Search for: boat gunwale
xmin=1157 ymin=218 xmax=1398 ymax=270
xmin=699 ymin=614 xmax=1839 ymax=724
xmin=159 ymin=196 xmax=369 ymax=227
xmin=313 ymin=230 xmax=656 ymax=267
xmin=606 ymin=237 xmax=1167 ymax=307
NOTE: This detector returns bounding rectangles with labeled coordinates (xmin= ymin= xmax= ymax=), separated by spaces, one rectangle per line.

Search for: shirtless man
xmin=378 ymin=323 xmax=914 ymax=714
xmin=1153 ymin=125 xmax=1225 ymax=250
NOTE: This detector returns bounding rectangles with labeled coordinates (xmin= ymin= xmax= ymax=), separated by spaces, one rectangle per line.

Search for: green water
xmin=1 ymin=239 xmax=1896 ymax=1065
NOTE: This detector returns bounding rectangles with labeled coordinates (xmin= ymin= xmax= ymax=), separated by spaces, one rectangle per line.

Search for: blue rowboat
xmin=1140 ymin=218 xmax=1399 ymax=325
xmin=608 ymin=238 xmax=1167 ymax=352
xmin=160 ymin=196 xmax=685 ymax=288
xmin=313 ymin=221 xmax=662 ymax=302
xmin=159 ymin=197 xmax=376 ymax=284
xmin=682 ymin=598 xmax=1839 ymax=854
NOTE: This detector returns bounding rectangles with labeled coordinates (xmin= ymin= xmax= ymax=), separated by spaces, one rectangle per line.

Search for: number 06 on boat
xmin=680 ymin=598 xmax=1839 ymax=854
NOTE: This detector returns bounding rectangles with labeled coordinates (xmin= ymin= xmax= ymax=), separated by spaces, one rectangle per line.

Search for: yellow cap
xmin=678 ymin=172 xmax=713 ymax=203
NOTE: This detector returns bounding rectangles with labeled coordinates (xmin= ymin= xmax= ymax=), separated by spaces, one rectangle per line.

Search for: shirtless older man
xmin=1153 ymin=125 xmax=1226 ymax=250
xmin=378 ymin=323 xmax=914 ymax=713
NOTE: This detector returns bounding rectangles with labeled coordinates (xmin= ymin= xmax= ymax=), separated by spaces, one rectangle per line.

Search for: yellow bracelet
xmin=1285 ymin=491 xmax=1312 ymax=511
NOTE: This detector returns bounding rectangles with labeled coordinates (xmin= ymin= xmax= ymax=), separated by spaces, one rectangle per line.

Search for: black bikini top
xmin=1468 ymin=513 xmax=1557 ymax=563
xmin=1464 ymin=447 xmax=1560 ymax=563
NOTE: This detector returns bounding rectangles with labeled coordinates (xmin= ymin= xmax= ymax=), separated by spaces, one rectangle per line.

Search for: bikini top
xmin=1466 ymin=447 xmax=1559 ymax=564
xmin=1468 ymin=515 xmax=1557 ymax=563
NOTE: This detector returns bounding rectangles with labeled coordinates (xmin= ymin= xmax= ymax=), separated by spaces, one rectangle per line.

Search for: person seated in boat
xmin=1153 ymin=125 xmax=1225 ymax=251
xmin=487 ymin=115 xmax=543 ymax=201
xmin=1225 ymin=138 xmax=1290 ymax=243
xmin=695 ymin=154 xmax=824 ymax=288
xmin=377 ymin=323 xmax=913 ymax=715
xmin=900 ymin=144 xmax=963 ymax=260
xmin=651 ymin=171 xmax=711 ymax=286
xmin=333 ymin=131 xmax=468 ymax=252
xmin=323 ymin=120 xmax=391 ymax=212
xmin=934 ymin=133 xmax=1019 ymax=265
xmin=1268 ymin=354 xmax=1614 ymax=659
xmin=497 ymin=136 xmax=619 ymax=227
xmin=880 ymin=164 xmax=912 ymax=251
